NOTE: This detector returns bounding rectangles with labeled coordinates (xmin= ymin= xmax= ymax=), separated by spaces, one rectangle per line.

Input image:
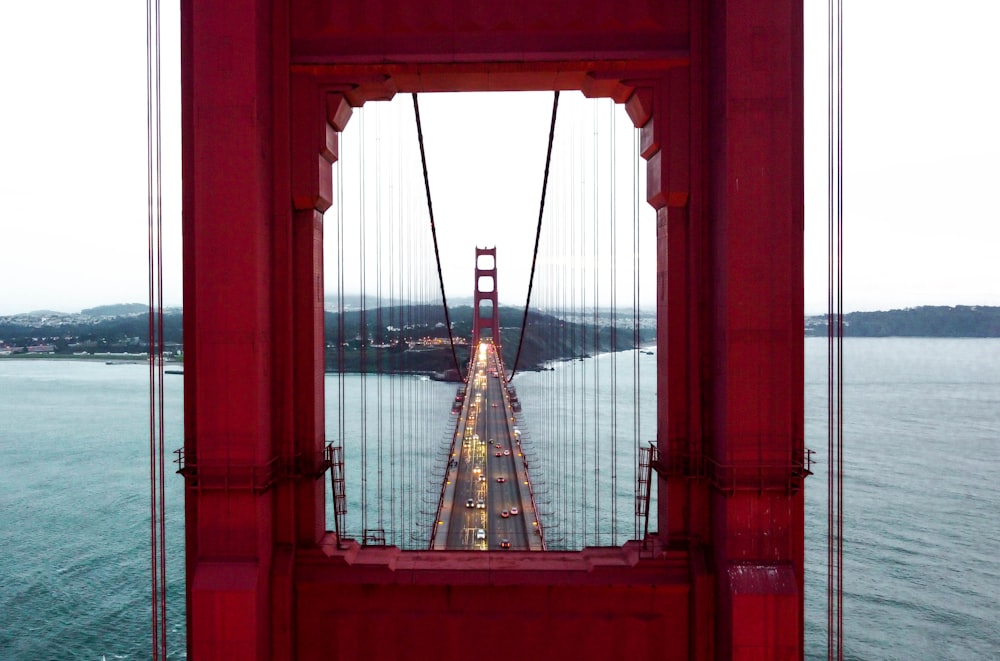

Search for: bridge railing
xmin=428 ymin=366 xmax=474 ymax=549
xmin=175 ymin=444 xmax=335 ymax=494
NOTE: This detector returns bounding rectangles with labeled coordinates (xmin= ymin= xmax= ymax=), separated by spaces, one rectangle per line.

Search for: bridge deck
xmin=434 ymin=342 xmax=542 ymax=551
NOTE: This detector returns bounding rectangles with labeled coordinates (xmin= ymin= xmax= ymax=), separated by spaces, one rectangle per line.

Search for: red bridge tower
xmin=180 ymin=1 xmax=807 ymax=658
xmin=472 ymin=247 xmax=500 ymax=348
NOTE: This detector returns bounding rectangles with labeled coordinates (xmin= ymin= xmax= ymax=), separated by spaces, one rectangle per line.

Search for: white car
xmin=476 ymin=499 xmax=485 ymax=509
xmin=475 ymin=528 xmax=486 ymax=541
xmin=510 ymin=507 xmax=519 ymax=516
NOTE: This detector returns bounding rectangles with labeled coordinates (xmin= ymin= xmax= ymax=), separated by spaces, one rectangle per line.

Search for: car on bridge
xmin=477 ymin=499 xmax=485 ymax=509
xmin=475 ymin=528 xmax=486 ymax=541
xmin=496 ymin=476 xmax=506 ymax=483
xmin=510 ymin=507 xmax=519 ymax=516
xmin=500 ymin=510 xmax=509 ymax=518
xmin=466 ymin=498 xmax=474 ymax=508
xmin=499 ymin=539 xmax=511 ymax=549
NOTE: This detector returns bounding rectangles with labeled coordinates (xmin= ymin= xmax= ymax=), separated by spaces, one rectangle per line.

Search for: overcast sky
xmin=1 ymin=1 xmax=998 ymax=316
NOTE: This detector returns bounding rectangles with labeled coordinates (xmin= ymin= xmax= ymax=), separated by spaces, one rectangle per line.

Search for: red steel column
xmin=639 ymin=0 xmax=805 ymax=656
xmin=705 ymin=0 xmax=805 ymax=656
xmin=633 ymin=61 xmax=715 ymax=658
xmin=183 ymin=1 xmax=341 ymax=652
xmin=181 ymin=0 xmax=290 ymax=657
xmin=288 ymin=77 xmax=340 ymax=548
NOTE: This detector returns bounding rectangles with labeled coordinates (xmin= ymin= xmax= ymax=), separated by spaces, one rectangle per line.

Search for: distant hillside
xmin=5 ymin=303 xmax=997 ymax=361
xmin=322 ymin=304 xmax=656 ymax=376
xmin=0 ymin=308 xmax=182 ymax=354
xmin=0 ymin=303 xmax=654 ymax=371
xmin=805 ymin=305 xmax=1000 ymax=337
xmin=81 ymin=303 xmax=149 ymax=316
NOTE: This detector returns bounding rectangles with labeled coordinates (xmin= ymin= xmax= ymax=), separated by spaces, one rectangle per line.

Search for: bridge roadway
xmin=433 ymin=341 xmax=542 ymax=551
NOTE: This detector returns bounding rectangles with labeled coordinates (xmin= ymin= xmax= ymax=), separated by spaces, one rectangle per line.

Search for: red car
xmin=499 ymin=539 xmax=511 ymax=549
xmin=496 ymin=476 xmax=506 ymax=483
xmin=500 ymin=510 xmax=509 ymax=518
xmin=495 ymin=452 xmax=501 ymax=457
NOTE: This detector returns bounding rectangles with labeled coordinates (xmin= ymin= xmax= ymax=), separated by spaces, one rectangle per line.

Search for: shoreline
xmin=0 ymin=353 xmax=182 ymax=364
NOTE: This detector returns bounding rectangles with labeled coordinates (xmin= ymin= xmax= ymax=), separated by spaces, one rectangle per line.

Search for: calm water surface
xmin=1 ymin=338 xmax=998 ymax=659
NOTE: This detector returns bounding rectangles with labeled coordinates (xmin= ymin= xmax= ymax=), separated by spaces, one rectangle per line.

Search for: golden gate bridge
xmin=141 ymin=1 xmax=847 ymax=658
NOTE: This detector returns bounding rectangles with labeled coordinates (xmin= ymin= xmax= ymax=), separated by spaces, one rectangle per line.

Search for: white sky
xmin=1 ymin=1 xmax=998 ymax=316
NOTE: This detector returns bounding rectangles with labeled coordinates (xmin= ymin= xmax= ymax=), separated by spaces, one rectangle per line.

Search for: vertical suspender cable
xmin=836 ymin=0 xmax=845 ymax=651
xmin=561 ymin=98 xmax=573 ymax=548
xmin=827 ymin=0 xmax=836 ymax=652
xmin=592 ymin=100 xmax=600 ymax=544
xmin=633 ymin=124 xmax=641 ymax=540
xmin=579 ymin=101 xmax=589 ymax=547
xmin=569 ymin=101 xmax=579 ymax=548
xmin=359 ymin=109 xmax=368 ymax=540
xmin=335 ymin=121 xmax=347 ymax=547
xmin=400 ymin=110 xmax=409 ymax=543
xmin=389 ymin=102 xmax=398 ymax=545
xmin=410 ymin=135 xmax=421 ymax=545
xmin=375 ymin=104 xmax=385 ymax=537
xmin=145 ymin=0 xmax=167 ymax=656
xmin=401 ymin=118 xmax=410 ymax=543
xmin=827 ymin=0 xmax=845 ymax=657
xmin=609 ymin=100 xmax=617 ymax=544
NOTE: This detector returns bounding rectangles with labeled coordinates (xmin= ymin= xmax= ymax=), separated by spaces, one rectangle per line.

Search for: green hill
xmin=805 ymin=305 xmax=1000 ymax=337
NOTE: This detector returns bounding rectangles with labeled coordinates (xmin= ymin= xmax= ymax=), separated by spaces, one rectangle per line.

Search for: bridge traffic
xmin=433 ymin=340 xmax=543 ymax=551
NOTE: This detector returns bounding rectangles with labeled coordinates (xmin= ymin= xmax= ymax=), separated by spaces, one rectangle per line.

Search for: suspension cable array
xmin=145 ymin=0 xmax=167 ymax=657
xmin=515 ymin=94 xmax=654 ymax=550
xmin=331 ymin=98 xmax=462 ymax=549
xmin=827 ymin=0 xmax=845 ymax=657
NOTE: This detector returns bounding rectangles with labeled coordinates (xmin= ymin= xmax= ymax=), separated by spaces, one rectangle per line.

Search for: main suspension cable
xmin=509 ymin=91 xmax=560 ymax=379
xmin=411 ymin=93 xmax=464 ymax=381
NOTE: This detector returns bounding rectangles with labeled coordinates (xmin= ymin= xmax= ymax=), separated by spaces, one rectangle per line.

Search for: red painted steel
xmin=181 ymin=0 xmax=805 ymax=658
xmin=472 ymin=247 xmax=500 ymax=348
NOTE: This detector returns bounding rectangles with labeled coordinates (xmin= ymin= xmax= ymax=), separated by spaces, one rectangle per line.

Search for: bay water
xmin=1 ymin=338 xmax=998 ymax=658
